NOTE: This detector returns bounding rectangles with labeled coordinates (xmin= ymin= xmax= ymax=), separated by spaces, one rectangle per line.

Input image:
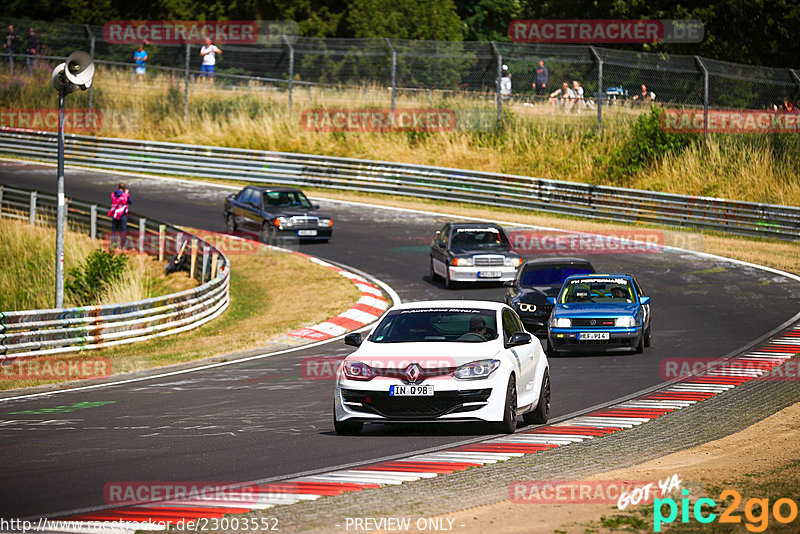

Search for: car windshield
xmin=370 ymin=308 xmax=498 ymax=343
xmin=519 ymin=266 xmax=594 ymax=287
xmin=560 ymin=278 xmax=635 ymax=304
xmin=264 ymin=191 xmax=313 ymax=209
xmin=449 ymin=228 xmax=509 ymax=249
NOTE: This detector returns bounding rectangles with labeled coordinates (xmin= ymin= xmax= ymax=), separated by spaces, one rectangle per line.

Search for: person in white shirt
xmin=500 ymin=64 xmax=512 ymax=97
xmin=199 ymin=38 xmax=222 ymax=84
xmin=572 ymin=80 xmax=585 ymax=113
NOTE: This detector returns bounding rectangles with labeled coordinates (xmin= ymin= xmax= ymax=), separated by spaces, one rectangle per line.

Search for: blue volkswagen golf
xmin=546 ymin=274 xmax=651 ymax=355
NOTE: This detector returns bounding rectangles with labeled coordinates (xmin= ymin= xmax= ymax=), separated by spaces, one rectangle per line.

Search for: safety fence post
xmin=90 ymin=204 xmax=97 ymax=239
xmin=190 ymin=238 xmax=198 ymax=278
xmin=29 ymin=191 xmax=37 ymax=225
xmin=282 ymin=35 xmax=294 ymax=112
xmin=184 ymin=43 xmax=190 ymax=122
xmin=590 ymin=47 xmax=603 ymax=135
xmin=138 ymin=218 xmax=146 ymax=253
xmin=695 ymin=56 xmax=710 ymax=140
xmin=158 ymin=224 xmax=166 ymax=261
xmin=386 ymin=38 xmax=397 ymax=113
xmin=490 ymin=42 xmax=502 ymax=122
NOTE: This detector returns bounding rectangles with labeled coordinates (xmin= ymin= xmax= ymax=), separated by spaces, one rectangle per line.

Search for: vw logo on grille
xmin=404 ymin=363 xmax=422 ymax=383
xmin=590 ymin=319 xmax=596 ymax=325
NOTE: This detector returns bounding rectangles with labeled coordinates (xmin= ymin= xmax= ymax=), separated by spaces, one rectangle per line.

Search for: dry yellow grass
xmin=1 ymin=246 xmax=362 ymax=390
xmin=6 ymin=65 xmax=798 ymax=207
xmin=0 ymin=216 xmax=166 ymax=310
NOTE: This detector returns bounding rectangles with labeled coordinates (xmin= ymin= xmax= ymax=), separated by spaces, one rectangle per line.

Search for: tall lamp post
xmin=51 ymin=51 xmax=95 ymax=308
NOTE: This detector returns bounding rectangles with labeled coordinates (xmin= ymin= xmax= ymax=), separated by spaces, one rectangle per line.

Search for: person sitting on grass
xmin=549 ymin=82 xmax=575 ymax=111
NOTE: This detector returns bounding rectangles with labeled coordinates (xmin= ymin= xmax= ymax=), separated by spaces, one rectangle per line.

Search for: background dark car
xmin=504 ymin=257 xmax=595 ymax=333
xmin=224 ymin=186 xmax=333 ymax=243
xmin=429 ymin=222 xmax=522 ymax=289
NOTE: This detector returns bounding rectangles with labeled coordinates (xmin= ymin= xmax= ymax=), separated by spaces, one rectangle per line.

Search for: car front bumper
xmin=448 ymin=265 xmax=518 ymax=283
xmin=548 ymin=327 xmax=642 ymax=353
xmin=275 ymin=226 xmax=333 ymax=240
xmin=334 ymin=376 xmax=508 ymax=424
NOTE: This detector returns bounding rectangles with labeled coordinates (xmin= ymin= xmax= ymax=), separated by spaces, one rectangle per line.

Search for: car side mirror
xmin=507 ymin=331 xmax=532 ymax=347
xmin=639 ymin=296 xmax=650 ymax=305
xmin=503 ymin=280 xmax=514 ymax=287
xmin=546 ymin=297 xmax=556 ymax=305
xmin=344 ymin=332 xmax=362 ymax=347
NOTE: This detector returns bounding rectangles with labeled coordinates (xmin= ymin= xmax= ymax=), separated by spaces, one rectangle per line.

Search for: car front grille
xmin=372 ymin=367 xmax=457 ymax=383
xmin=570 ymin=318 xmax=617 ymax=327
xmin=341 ymin=388 xmax=492 ymax=418
xmin=473 ymin=255 xmax=504 ymax=266
xmin=289 ymin=215 xmax=319 ymax=226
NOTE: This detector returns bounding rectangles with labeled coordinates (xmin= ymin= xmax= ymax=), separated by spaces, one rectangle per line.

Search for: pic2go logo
xmin=654 ymin=489 xmax=799 ymax=533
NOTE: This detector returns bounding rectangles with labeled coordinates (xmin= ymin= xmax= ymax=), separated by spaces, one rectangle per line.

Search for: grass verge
xmin=0 ymin=216 xmax=189 ymax=310
xmin=1 ymin=244 xmax=361 ymax=391
xmin=2 ymin=66 xmax=799 ymax=206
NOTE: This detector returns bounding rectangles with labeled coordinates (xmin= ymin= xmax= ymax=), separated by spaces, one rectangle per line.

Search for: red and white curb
xmin=48 ymin=323 xmax=799 ymax=533
xmin=284 ymin=253 xmax=389 ymax=342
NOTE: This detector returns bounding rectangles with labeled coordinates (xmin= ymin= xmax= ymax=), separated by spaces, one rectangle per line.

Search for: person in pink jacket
xmin=108 ymin=182 xmax=131 ymax=250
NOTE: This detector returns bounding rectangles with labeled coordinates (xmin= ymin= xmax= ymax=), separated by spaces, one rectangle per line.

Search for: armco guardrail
xmin=0 ymin=184 xmax=230 ymax=360
xmin=1 ymin=129 xmax=799 ymax=240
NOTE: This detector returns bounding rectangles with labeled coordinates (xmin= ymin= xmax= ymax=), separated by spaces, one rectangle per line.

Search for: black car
xmin=223 ymin=186 xmax=333 ymax=242
xmin=504 ymin=257 xmax=595 ymax=333
xmin=429 ymin=222 xmax=522 ymax=289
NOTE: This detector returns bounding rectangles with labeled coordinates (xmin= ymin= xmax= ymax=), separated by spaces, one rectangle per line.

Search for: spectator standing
xmin=500 ymin=64 xmax=512 ymax=97
xmin=199 ymin=38 xmax=222 ymax=84
xmin=572 ymin=80 xmax=585 ymax=113
xmin=533 ymin=59 xmax=548 ymax=99
xmin=26 ymin=28 xmax=40 ymax=69
xmin=108 ymin=182 xmax=131 ymax=250
xmin=133 ymin=43 xmax=148 ymax=82
xmin=4 ymin=25 xmax=19 ymax=69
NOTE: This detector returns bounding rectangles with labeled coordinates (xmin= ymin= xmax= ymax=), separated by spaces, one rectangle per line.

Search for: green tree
xmin=346 ymin=0 xmax=464 ymax=40
xmin=454 ymin=0 xmax=522 ymax=41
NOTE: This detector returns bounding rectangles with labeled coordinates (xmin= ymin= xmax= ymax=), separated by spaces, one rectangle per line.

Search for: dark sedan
xmin=429 ymin=222 xmax=522 ymax=289
xmin=504 ymin=257 xmax=595 ymax=334
xmin=223 ymin=186 xmax=333 ymax=243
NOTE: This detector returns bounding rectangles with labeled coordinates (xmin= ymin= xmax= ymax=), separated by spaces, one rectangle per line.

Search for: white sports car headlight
xmin=342 ymin=361 xmax=374 ymax=381
xmin=615 ymin=316 xmax=637 ymax=327
xmin=454 ymin=359 xmax=500 ymax=380
xmin=551 ymin=317 xmax=571 ymax=328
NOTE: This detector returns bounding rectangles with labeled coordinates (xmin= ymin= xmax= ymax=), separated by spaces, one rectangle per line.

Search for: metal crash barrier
xmin=0 ymin=184 xmax=230 ymax=360
xmin=1 ymin=129 xmax=798 ymax=240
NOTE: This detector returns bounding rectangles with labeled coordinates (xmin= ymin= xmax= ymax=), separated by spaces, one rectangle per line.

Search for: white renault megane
xmin=334 ymin=300 xmax=550 ymax=435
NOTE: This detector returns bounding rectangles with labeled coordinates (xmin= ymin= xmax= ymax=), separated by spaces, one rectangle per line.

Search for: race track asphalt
xmin=1 ymin=160 xmax=798 ymax=518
